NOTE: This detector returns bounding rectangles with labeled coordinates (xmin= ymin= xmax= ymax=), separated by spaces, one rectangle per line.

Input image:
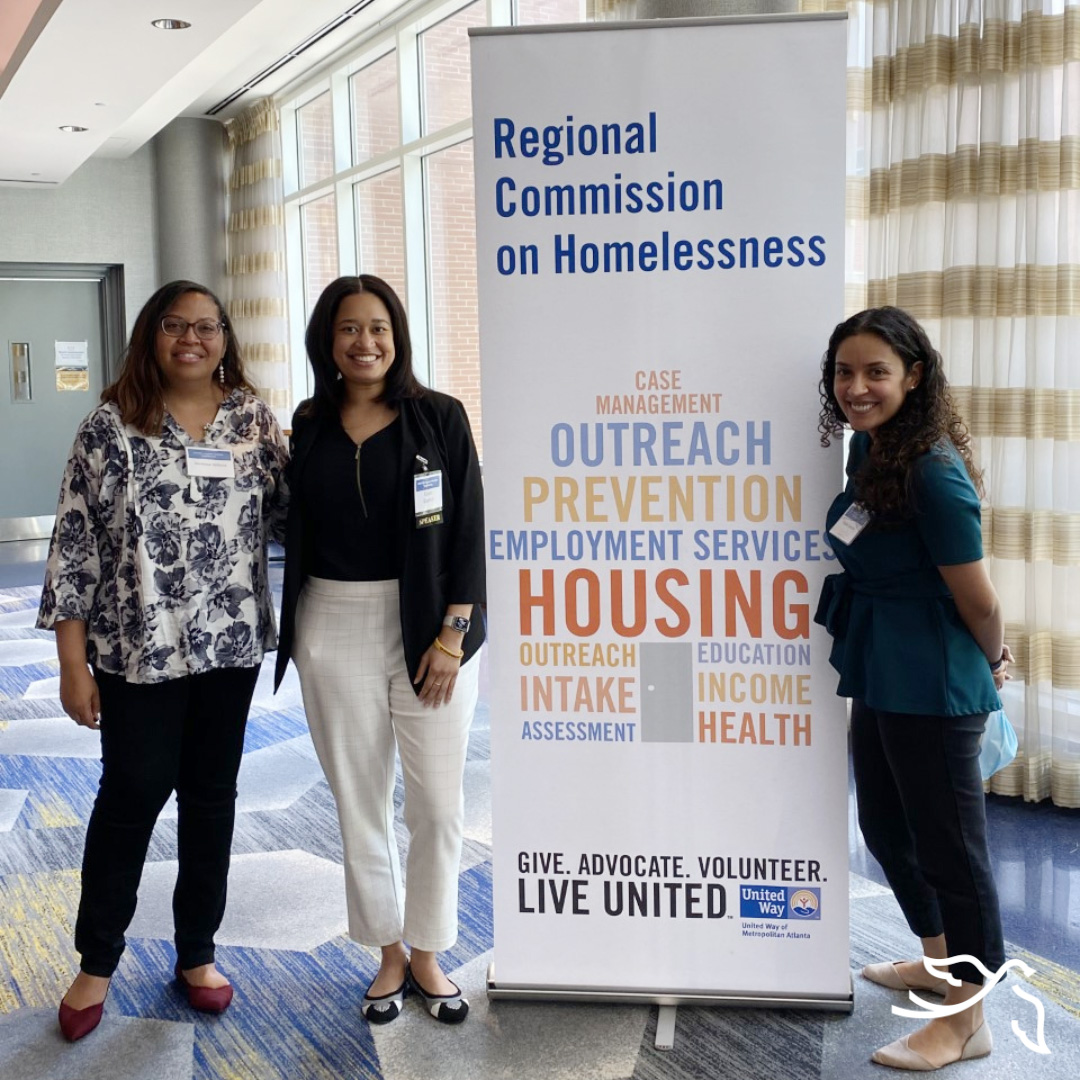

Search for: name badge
xmin=829 ymin=502 xmax=871 ymax=545
xmin=185 ymin=446 xmax=235 ymax=479
xmin=414 ymin=470 xmax=443 ymax=527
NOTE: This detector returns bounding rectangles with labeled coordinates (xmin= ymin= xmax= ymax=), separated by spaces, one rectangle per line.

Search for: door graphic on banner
xmin=472 ymin=13 xmax=850 ymax=1005
xmin=640 ymin=643 xmax=694 ymax=743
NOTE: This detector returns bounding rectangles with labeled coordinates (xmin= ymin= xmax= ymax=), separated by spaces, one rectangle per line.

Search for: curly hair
xmin=101 ymin=280 xmax=253 ymax=435
xmin=818 ymin=306 xmax=981 ymax=516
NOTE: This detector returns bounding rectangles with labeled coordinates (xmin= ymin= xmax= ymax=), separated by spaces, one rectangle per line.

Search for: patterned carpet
xmin=1 ymin=580 xmax=1077 ymax=1080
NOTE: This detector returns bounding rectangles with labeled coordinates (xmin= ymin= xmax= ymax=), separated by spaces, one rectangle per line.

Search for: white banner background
xmin=472 ymin=15 xmax=850 ymax=999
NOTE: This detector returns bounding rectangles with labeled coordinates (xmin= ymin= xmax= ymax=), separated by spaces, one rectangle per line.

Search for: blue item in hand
xmin=979 ymin=708 xmax=1018 ymax=780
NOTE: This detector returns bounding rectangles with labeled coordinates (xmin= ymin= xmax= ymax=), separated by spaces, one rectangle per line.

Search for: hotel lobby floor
xmin=0 ymin=540 xmax=1077 ymax=1079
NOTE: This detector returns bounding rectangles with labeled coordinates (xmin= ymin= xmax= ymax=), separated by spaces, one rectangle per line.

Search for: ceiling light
xmin=151 ymin=19 xmax=191 ymax=30
xmin=59 ymin=125 xmax=87 ymax=132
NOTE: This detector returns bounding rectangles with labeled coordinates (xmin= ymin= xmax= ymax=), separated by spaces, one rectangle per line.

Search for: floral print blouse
xmin=38 ymin=391 xmax=289 ymax=684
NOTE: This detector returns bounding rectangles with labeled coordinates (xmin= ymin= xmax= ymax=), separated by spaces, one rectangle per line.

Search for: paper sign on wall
xmin=55 ymin=340 xmax=89 ymax=392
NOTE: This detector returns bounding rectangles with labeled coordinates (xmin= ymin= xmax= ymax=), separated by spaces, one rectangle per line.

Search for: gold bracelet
xmin=433 ymin=636 xmax=464 ymax=660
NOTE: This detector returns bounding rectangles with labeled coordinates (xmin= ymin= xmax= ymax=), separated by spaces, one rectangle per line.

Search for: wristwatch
xmin=443 ymin=615 xmax=471 ymax=634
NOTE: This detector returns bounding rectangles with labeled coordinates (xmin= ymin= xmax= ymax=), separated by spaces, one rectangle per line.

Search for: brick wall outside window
xmin=516 ymin=0 xmax=581 ymax=24
xmin=420 ymin=1 xmax=485 ymax=136
xmin=299 ymin=91 xmax=339 ymax=317
xmin=351 ymin=52 xmax=400 ymax=165
xmin=355 ymin=168 xmax=406 ymax=304
xmin=425 ymin=140 xmax=482 ymax=458
xmin=302 ymin=195 xmax=338 ymax=315
xmin=298 ymin=92 xmax=334 ymax=188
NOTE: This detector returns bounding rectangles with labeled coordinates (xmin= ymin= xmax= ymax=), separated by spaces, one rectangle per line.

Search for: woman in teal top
xmin=815 ymin=307 xmax=1012 ymax=1072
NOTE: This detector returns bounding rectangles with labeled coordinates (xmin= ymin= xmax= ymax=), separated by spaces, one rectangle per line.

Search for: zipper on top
xmin=354 ymin=444 xmax=368 ymax=518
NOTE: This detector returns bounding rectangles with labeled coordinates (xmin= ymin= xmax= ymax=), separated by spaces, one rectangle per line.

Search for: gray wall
xmin=154 ymin=118 xmax=228 ymax=297
xmin=0 ymin=146 xmax=159 ymax=337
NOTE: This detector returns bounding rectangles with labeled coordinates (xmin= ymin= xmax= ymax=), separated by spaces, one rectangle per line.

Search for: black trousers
xmin=851 ymin=699 xmax=1004 ymax=985
xmin=75 ymin=665 xmax=259 ymax=977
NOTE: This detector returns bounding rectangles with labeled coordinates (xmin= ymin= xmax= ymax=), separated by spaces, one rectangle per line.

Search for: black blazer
xmin=274 ymin=389 xmax=486 ymax=692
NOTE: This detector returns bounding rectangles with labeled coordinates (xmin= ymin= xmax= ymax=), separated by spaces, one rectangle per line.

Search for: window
xmin=419 ymin=2 xmax=486 ymax=135
xmin=350 ymin=51 xmax=400 ymax=165
xmin=283 ymin=0 xmax=585 ymax=444
xmin=354 ymin=168 xmax=405 ymax=301
xmin=425 ymin=140 xmax=481 ymax=454
xmin=297 ymin=93 xmax=334 ymax=188
xmin=301 ymin=195 xmax=338 ymax=315
xmin=515 ymin=0 xmax=581 ymax=24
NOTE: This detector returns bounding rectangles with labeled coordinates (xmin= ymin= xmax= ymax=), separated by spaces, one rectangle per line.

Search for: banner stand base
xmin=486 ymin=963 xmax=855 ymax=1014
xmin=655 ymin=1005 xmax=677 ymax=1050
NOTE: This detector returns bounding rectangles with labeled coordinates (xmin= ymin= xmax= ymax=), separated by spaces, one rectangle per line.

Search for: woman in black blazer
xmin=277 ymin=275 xmax=485 ymax=1025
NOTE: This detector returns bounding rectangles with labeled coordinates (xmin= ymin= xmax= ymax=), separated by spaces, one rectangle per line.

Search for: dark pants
xmin=75 ymin=665 xmax=259 ymax=978
xmin=851 ymin=699 xmax=1004 ymax=986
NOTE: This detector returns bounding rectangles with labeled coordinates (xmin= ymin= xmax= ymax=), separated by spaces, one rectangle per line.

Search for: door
xmin=0 ymin=275 xmax=113 ymax=530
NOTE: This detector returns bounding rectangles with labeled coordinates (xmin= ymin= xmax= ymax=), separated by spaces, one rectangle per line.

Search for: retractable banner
xmin=471 ymin=14 xmax=850 ymax=1003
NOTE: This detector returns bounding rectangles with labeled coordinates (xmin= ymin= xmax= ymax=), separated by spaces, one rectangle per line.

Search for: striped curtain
xmin=805 ymin=0 xmax=1080 ymax=806
xmin=587 ymin=0 xmax=638 ymax=17
xmin=224 ymin=98 xmax=291 ymax=419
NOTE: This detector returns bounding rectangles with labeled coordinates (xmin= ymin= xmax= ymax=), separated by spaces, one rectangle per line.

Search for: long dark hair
xmin=101 ymin=280 xmax=252 ymax=435
xmin=818 ymin=306 xmax=981 ymax=515
xmin=301 ymin=275 xmax=424 ymax=420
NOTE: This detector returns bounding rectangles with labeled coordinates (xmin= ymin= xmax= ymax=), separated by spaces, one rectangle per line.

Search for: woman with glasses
xmin=275 ymin=275 xmax=485 ymax=1026
xmin=38 ymin=280 xmax=289 ymax=1041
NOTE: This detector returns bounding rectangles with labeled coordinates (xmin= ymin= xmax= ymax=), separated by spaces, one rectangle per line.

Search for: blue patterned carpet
xmin=1 ymin=578 xmax=1077 ymax=1080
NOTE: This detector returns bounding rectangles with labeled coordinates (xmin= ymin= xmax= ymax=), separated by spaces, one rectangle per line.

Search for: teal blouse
xmin=815 ymin=433 xmax=1000 ymax=717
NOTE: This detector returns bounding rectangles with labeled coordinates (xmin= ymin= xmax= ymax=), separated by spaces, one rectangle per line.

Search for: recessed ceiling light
xmin=59 ymin=125 xmax=87 ymax=133
xmin=151 ymin=19 xmax=191 ymax=30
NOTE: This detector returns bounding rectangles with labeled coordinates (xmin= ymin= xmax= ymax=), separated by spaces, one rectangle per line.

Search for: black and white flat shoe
xmin=406 ymin=964 xmax=469 ymax=1024
xmin=361 ymin=975 xmax=408 ymax=1025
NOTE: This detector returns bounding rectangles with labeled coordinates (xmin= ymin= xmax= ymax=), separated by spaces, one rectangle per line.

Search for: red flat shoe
xmin=174 ymin=964 xmax=233 ymax=1014
xmin=57 ymin=998 xmax=104 ymax=1042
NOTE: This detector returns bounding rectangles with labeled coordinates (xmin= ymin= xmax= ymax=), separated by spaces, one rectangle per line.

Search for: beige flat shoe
xmin=871 ymin=1023 xmax=992 ymax=1071
xmin=862 ymin=960 xmax=949 ymax=995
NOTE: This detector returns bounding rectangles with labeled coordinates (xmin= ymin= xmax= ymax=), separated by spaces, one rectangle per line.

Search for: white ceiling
xmin=0 ymin=0 xmax=408 ymax=187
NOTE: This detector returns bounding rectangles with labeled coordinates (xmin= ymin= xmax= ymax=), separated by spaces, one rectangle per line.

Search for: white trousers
xmin=294 ymin=577 xmax=478 ymax=951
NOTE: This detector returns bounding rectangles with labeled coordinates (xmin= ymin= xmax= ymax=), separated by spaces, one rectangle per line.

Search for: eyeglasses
xmin=160 ymin=317 xmax=224 ymax=340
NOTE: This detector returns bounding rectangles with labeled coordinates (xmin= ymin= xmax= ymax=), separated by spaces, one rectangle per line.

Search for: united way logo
xmin=740 ymin=885 xmax=821 ymax=920
xmin=788 ymin=889 xmax=820 ymax=919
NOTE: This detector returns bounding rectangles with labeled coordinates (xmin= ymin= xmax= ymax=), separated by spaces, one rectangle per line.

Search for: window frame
xmin=279 ymin=0 xmax=580 ymax=410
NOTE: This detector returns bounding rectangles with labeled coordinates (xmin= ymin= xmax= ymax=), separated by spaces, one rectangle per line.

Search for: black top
xmin=275 ymin=390 xmax=486 ymax=695
xmin=302 ymin=417 xmax=402 ymax=581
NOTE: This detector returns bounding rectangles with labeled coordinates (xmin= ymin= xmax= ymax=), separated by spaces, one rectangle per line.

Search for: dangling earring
xmin=218 ymin=363 xmax=226 ymax=386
